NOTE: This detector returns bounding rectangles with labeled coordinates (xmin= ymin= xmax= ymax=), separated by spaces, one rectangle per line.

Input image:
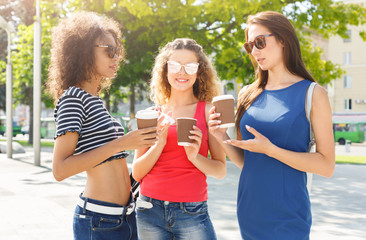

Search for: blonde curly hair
xmin=47 ymin=11 xmax=124 ymax=102
xmin=150 ymin=38 xmax=221 ymax=105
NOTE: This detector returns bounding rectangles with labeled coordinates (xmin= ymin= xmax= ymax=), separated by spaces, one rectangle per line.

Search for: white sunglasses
xmin=167 ymin=61 xmax=199 ymax=75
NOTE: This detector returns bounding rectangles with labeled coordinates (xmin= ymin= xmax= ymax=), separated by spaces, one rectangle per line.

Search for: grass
xmin=335 ymin=155 xmax=366 ymax=165
xmin=0 ymin=139 xmax=54 ymax=148
xmin=2 ymin=139 xmax=365 ymax=165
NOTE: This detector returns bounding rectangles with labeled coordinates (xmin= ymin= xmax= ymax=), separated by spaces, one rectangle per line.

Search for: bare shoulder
xmin=313 ymin=84 xmax=329 ymax=102
xmin=311 ymin=84 xmax=331 ymax=114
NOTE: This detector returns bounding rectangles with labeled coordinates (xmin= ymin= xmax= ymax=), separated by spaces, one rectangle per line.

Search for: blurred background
xmin=0 ymin=0 xmax=366 ymax=148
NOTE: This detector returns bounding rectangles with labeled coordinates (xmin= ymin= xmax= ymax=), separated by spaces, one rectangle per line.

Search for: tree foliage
xmin=1 ymin=0 xmax=366 ymax=116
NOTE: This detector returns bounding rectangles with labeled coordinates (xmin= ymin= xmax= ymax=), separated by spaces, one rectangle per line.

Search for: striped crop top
xmin=54 ymin=87 xmax=128 ymax=165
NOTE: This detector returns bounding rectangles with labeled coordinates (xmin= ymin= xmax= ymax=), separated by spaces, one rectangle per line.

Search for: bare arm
xmin=208 ymin=106 xmax=244 ymax=169
xmin=132 ymin=115 xmax=171 ymax=182
xmin=52 ymin=127 xmax=158 ymax=181
xmin=132 ymin=126 xmax=169 ymax=182
xmin=185 ymin=104 xmax=226 ymax=179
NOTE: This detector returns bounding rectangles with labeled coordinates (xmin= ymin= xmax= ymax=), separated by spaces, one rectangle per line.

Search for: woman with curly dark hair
xmin=132 ymin=38 xmax=226 ymax=239
xmin=47 ymin=11 xmax=158 ymax=240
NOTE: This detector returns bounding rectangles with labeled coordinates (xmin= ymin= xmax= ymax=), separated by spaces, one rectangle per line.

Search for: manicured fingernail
xmin=246 ymin=125 xmax=250 ymax=129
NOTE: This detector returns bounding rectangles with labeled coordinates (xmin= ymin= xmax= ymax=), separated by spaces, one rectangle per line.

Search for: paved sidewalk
xmin=0 ymin=145 xmax=365 ymax=239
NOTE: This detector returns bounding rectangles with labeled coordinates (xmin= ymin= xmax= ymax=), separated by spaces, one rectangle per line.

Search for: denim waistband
xmin=78 ymin=192 xmax=135 ymax=216
xmin=139 ymin=194 xmax=207 ymax=208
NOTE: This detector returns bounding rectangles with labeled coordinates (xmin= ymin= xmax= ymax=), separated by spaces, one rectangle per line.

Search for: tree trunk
xmin=130 ymin=84 xmax=135 ymax=119
xmin=111 ymin=97 xmax=119 ymax=114
xmin=104 ymin=92 xmax=110 ymax=112
xmin=28 ymin=87 xmax=33 ymax=145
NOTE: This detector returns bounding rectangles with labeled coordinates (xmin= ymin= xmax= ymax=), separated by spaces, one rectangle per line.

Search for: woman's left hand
xmin=224 ymin=125 xmax=274 ymax=155
xmin=184 ymin=125 xmax=203 ymax=161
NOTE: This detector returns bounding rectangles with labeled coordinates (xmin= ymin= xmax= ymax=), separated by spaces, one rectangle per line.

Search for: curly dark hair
xmin=150 ymin=38 xmax=221 ymax=105
xmin=47 ymin=11 xmax=124 ymax=102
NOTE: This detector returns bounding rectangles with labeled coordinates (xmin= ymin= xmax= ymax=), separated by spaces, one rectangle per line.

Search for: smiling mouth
xmin=176 ymin=78 xmax=188 ymax=83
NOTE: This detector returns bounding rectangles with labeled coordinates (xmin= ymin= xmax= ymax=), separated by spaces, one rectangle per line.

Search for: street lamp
xmin=33 ymin=0 xmax=41 ymax=166
xmin=0 ymin=16 xmax=14 ymax=159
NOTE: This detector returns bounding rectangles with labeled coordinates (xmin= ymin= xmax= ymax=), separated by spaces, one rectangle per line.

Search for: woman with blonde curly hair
xmin=47 ymin=11 xmax=158 ymax=240
xmin=132 ymin=38 xmax=226 ymax=240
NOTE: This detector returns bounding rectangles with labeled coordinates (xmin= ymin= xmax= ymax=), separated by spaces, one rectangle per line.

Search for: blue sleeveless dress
xmin=238 ymin=80 xmax=312 ymax=240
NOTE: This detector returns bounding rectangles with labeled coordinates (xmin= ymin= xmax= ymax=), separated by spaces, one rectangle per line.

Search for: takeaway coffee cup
xmin=136 ymin=110 xmax=159 ymax=130
xmin=176 ymin=117 xmax=197 ymax=146
xmin=212 ymin=95 xmax=235 ymax=128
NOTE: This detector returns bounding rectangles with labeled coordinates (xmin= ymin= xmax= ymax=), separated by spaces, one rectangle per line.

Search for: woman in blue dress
xmin=208 ymin=11 xmax=335 ymax=240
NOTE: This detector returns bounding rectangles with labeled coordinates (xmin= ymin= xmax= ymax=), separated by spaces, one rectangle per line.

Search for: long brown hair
xmin=150 ymin=38 xmax=221 ymax=105
xmin=236 ymin=11 xmax=315 ymax=130
xmin=47 ymin=11 xmax=124 ymax=103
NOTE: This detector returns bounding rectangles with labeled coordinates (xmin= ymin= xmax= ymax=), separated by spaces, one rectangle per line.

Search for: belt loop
xmin=83 ymin=198 xmax=89 ymax=214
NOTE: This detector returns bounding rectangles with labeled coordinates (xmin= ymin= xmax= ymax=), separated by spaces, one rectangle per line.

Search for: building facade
xmin=326 ymin=0 xmax=366 ymax=113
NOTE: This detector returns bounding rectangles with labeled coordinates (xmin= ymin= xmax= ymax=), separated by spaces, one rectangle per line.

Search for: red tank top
xmin=140 ymin=101 xmax=209 ymax=202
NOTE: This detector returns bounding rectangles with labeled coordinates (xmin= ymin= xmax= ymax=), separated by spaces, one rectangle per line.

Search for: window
xmin=343 ymin=52 xmax=351 ymax=65
xmin=343 ymin=30 xmax=352 ymax=42
xmin=344 ymin=99 xmax=352 ymax=111
xmin=343 ymin=75 xmax=352 ymax=88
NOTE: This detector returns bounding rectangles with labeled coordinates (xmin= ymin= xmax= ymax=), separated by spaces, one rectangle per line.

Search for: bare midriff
xmin=83 ymin=158 xmax=131 ymax=206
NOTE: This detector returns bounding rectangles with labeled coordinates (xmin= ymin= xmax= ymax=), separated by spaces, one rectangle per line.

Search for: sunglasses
xmin=167 ymin=61 xmax=199 ymax=75
xmin=243 ymin=33 xmax=276 ymax=54
xmin=94 ymin=44 xmax=120 ymax=58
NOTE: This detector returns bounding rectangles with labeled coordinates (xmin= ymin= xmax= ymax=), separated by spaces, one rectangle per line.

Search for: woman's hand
xmin=208 ymin=106 xmax=227 ymax=140
xmin=156 ymin=111 xmax=172 ymax=146
xmin=120 ymin=127 xmax=158 ymax=150
xmin=224 ymin=125 xmax=274 ymax=155
xmin=184 ymin=125 xmax=203 ymax=162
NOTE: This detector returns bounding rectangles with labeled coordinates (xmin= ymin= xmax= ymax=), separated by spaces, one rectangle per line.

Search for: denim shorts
xmin=136 ymin=194 xmax=217 ymax=240
xmin=73 ymin=193 xmax=137 ymax=240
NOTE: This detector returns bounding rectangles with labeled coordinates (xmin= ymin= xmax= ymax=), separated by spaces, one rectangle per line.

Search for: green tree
xmin=2 ymin=0 xmax=366 ymax=128
xmin=0 ymin=0 xmax=36 ymax=112
xmin=0 ymin=0 xmax=64 ymax=143
xmin=70 ymin=0 xmax=366 ymax=115
xmin=202 ymin=0 xmax=366 ymax=88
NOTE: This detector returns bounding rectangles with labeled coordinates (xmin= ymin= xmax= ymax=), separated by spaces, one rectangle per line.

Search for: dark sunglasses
xmin=243 ymin=33 xmax=276 ymax=54
xmin=94 ymin=44 xmax=120 ymax=58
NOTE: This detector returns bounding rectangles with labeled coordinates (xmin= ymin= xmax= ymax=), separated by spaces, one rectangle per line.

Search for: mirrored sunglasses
xmin=167 ymin=61 xmax=199 ymax=75
xmin=243 ymin=33 xmax=276 ymax=54
xmin=94 ymin=44 xmax=120 ymax=58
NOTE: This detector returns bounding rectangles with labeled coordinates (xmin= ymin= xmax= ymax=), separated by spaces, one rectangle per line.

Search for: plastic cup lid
xmin=136 ymin=110 xmax=159 ymax=119
xmin=212 ymin=95 xmax=234 ymax=102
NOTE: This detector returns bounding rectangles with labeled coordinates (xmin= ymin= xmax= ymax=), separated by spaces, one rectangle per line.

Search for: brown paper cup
xmin=136 ymin=110 xmax=158 ymax=130
xmin=176 ymin=117 xmax=197 ymax=146
xmin=212 ymin=95 xmax=235 ymax=128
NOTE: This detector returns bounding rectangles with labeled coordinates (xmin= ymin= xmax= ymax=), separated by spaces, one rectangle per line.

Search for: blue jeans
xmin=73 ymin=194 xmax=137 ymax=240
xmin=136 ymin=194 xmax=217 ymax=240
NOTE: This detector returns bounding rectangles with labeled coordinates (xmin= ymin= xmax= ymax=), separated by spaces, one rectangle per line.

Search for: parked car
xmin=0 ymin=116 xmax=22 ymax=137
xmin=21 ymin=125 xmax=29 ymax=135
